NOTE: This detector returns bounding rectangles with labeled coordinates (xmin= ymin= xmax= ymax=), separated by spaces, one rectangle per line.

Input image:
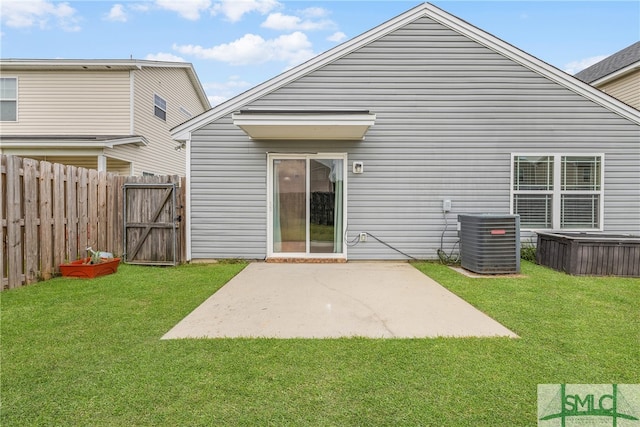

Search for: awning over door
xmin=232 ymin=109 xmax=376 ymax=140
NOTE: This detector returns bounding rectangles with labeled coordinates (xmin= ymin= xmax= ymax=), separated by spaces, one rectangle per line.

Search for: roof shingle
xmin=574 ymin=41 xmax=640 ymax=83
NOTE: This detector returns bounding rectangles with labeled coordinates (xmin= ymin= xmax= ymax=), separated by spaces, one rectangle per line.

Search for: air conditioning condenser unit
xmin=458 ymin=214 xmax=521 ymax=274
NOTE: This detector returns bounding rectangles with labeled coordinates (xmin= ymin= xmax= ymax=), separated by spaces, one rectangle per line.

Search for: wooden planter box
xmin=536 ymin=232 xmax=640 ymax=277
xmin=59 ymin=258 xmax=121 ymax=279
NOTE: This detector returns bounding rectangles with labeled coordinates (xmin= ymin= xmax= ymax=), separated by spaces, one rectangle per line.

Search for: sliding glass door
xmin=272 ymin=158 xmax=306 ymax=253
xmin=269 ymin=154 xmax=345 ymax=257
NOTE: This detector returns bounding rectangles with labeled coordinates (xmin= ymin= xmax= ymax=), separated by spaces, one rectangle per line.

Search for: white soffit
xmin=231 ymin=110 xmax=376 ymax=140
xmin=0 ymin=135 xmax=148 ymax=148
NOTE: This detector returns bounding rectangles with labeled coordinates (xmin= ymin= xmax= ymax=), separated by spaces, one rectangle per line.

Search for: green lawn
xmin=1 ymin=261 xmax=638 ymax=426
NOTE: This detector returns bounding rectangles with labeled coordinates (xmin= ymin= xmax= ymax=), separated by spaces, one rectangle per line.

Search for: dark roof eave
xmin=574 ymin=41 xmax=640 ymax=83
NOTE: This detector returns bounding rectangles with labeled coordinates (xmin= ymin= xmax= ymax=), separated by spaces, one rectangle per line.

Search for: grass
xmin=1 ymin=261 xmax=638 ymax=426
xmin=310 ymin=223 xmax=335 ymax=242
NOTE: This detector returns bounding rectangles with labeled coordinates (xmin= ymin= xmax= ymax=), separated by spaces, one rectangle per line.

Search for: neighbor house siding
xmin=596 ymin=71 xmax=640 ymax=109
xmin=189 ymin=16 xmax=640 ymax=260
xmin=0 ymin=155 xmax=132 ymax=174
xmin=112 ymin=67 xmax=206 ymax=176
xmin=0 ymin=70 xmax=130 ymax=135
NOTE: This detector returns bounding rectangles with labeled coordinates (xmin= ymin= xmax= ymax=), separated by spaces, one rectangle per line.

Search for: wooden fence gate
xmin=123 ymin=182 xmax=181 ymax=266
xmin=1 ymin=155 xmax=186 ymax=289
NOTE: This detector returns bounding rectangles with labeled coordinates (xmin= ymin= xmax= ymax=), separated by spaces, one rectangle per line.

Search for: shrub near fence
xmin=1 ymin=155 xmax=185 ymax=290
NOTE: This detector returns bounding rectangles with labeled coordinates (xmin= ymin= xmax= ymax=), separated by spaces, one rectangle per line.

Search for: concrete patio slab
xmin=162 ymin=262 xmax=518 ymax=339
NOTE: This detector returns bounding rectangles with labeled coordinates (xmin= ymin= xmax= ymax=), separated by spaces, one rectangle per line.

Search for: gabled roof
xmin=172 ymin=2 xmax=640 ymax=141
xmin=574 ymin=41 xmax=640 ymax=85
xmin=0 ymin=59 xmax=211 ymax=109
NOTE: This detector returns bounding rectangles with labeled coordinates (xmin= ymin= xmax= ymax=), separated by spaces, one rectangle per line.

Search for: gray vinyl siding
xmin=189 ymin=16 xmax=640 ymax=260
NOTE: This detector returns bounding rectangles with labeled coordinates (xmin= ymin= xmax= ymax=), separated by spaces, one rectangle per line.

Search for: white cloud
xmin=105 ymin=4 xmax=128 ymax=22
xmin=327 ymin=31 xmax=347 ymax=43
xmin=564 ymin=55 xmax=608 ymax=75
xmin=299 ymin=7 xmax=329 ymax=18
xmin=173 ymin=31 xmax=314 ymax=67
xmin=208 ymin=95 xmax=228 ymax=106
xmin=130 ymin=3 xmax=151 ymax=13
xmin=1 ymin=0 xmax=81 ymax=31
xmin=211 ymin=0 xmax=281 ymax=22
xmin=261 ymin=12 xmax=334 ymax=31
xmin=204 ymin=75 xmax=253 ymax=105
xmin=145 ymin=52 xmax=186 ymax=62
xmin=155 ymin=0 xmax=211 ymax=20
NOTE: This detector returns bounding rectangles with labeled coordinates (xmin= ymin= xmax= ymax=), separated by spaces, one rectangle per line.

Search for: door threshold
xmin=266 ymin=257 xmax=347 ymax=263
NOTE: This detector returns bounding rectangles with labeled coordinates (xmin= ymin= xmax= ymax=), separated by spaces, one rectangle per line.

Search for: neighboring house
xmin=172 ymin=3 xmax=640 ymax=262
xmin=575 ymin=41 xmax=640 ymax=109
xmin=0 ymin=59 xmax=210 ymax=175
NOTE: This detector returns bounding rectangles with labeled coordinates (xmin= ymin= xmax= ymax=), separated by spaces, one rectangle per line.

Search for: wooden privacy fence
xmin=1 ymin=155 xmax=185 ymax=290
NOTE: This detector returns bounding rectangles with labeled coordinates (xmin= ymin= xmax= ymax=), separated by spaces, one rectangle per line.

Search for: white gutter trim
xmin=185 ymin=137 xmax=192 ymax=261
xmin=0 ymin=136 xmax=148 ymax=148
xmin=130 ymin=70 xmax=135 ymax=135
xmin=589 ymin=61 xmax=640 ymax=87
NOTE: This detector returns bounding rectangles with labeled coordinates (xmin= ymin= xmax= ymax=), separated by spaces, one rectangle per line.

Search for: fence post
xmin=39 ymin=160 xmax=54 ymax=280
xmin=0 ymin=155 xmax=4 ymax=288
xmin=6 ymin=156 xmax=23 ymax=288
xmin=106 ymin=174 xmax=119 ymax=255
xmin=88 ymin=169 xmax=98 ymax=252
xmin=53 ymin=162 xmax=66 ymax=269
xmin=97 ymin=171 xmax=108 ymax=251
xmin=23 ymin=158 xmax=39 ymax=284
xmin=77 ymin=168 xmax=89 ymax=259
xmin=115 ymin=175 xmax=126 ymax=257
xmin=66 ymin=165 xmax=78 ymax=262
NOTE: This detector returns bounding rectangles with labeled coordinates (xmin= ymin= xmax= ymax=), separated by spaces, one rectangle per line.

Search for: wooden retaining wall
xmin=1 ymin=155 xmax=185 ymax=290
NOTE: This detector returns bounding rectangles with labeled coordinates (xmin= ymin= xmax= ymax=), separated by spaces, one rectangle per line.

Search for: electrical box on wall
xmin=442 ymin=199 xmax=452 ymax=212
xmin=353 ymin=161 xmax=364 ymax=174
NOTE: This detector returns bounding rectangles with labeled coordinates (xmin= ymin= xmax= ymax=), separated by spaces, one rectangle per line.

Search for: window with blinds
xmin=512 ymin=154 xmax=603 ymax=230
xmin=0 ymin=77 xmax=17 ymax=121
xmin=154 ymin=94 xmax=167 ymax=121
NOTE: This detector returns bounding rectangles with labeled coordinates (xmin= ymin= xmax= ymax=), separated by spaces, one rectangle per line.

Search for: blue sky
xmin=1 ymin=1 xmax=639 ymax=105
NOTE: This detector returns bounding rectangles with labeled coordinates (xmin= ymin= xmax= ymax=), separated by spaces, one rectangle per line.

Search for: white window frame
xmin=510 ymin=153 xmax=605 ymax=231
xmin=0 ymin=76 xmax=18 ymax=122
xmin=154 ymin=94 xmax=167 ymax=121
xmin=267 ymin=152 xmax=348 ymax=259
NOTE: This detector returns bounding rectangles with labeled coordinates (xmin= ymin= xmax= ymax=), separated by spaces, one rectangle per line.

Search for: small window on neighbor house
xmin=142 ymin=171 xmax=156 ymax=177
xmin=154 ymin=94 xmax=167 ymax=121
xmin=0 ymin=77 xmax=17 ymax=121
xmin=179 ymin=106 xmax=192 ymax=118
